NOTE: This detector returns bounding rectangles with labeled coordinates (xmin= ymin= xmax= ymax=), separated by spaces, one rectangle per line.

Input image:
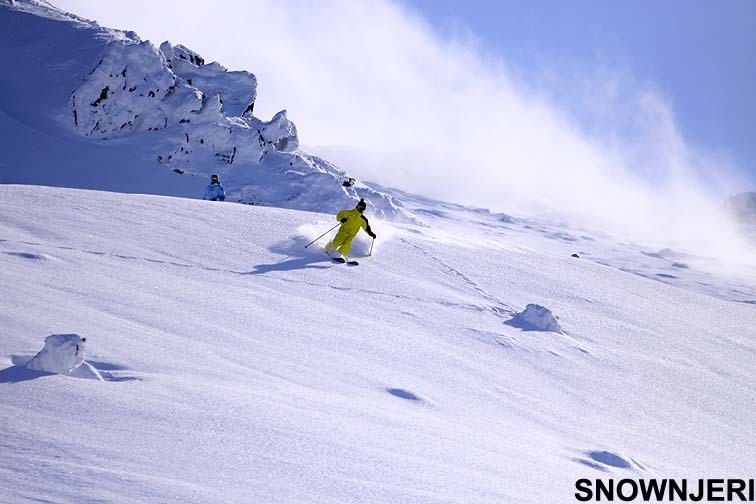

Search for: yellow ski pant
xmin=325 ymin=229 xmax=356 ymax=256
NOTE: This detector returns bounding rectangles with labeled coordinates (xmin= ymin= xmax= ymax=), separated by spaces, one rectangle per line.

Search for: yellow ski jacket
xmin=336 ymin=208 xmax=374 ymax=238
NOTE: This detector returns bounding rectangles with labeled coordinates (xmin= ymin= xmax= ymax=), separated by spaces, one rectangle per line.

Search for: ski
xmin=330 ymin=257 xmax=359 ymax=266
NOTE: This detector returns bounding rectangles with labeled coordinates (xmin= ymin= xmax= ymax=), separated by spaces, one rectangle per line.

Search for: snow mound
xmin=25 ymin=333 xmax=87 ymax=374
xmin=510 ymin=304 xmax=562 ymax=333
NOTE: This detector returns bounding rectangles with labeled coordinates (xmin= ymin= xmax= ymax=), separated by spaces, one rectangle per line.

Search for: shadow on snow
xmin=245 ymin=235 xmax=334 ymax=275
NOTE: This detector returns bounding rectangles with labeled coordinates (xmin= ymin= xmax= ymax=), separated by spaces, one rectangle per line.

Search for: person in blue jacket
xmin=203 ymin=174 xmax=226 ymax=201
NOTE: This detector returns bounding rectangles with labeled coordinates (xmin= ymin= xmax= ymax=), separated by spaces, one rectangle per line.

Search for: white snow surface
xmin=1 ymin=184 xmax=756 ymax=503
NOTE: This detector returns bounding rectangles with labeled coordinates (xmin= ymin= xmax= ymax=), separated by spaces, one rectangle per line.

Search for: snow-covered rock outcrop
xmin=251 ymin=109 xmax=299 ymax=152
xmin=70 ymin=40 xmax=183 ymax=137
xmin=160 ymin=41 xmax=205 ymax=67
xmin=60 ymin=19 xmax=409 ymax=220
xmin=233 ymin=150 xmax=407 ymax=218
xmin=161 ymin=41 xmax=256 ymax=118
xmin=69 ymin=38 xmax=263 ymax=147
xmin=26 ymin=333 xmax=87 ymax=374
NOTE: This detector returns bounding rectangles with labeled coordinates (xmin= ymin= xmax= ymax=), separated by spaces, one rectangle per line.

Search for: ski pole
xmin=369 ymin=238 xmax=375 ymax=256
xmin=304 ymin=223 xmax=340 ymax=248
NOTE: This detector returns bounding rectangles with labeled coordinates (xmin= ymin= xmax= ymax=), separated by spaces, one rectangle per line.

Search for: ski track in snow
xmin=2 ymin=237 xmax=512 ymax=321
xmin=399 ymin=237 xmax=517 ymax=317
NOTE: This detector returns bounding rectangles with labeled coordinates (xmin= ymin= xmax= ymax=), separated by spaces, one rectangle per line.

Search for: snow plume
xmin=55 ymin=0 xmax=753 ymax=262
xmin=294 ymin=223 xmax=333 ymax=250
xmin=293 ymin=221 xmax=392 ymax=257
xmin=358 ymin=219 xmax=395 ymax=256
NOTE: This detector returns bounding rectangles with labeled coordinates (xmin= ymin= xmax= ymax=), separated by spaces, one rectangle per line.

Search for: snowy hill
xmin=2 ymin=184 xmax=756 ymax=503
xmin=0 ymin=0 xmax=406 ymax=219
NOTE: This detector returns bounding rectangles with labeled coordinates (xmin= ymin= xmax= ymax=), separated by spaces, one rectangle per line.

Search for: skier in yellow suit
xmin=325 ymin=199 xmax=377 ymax=259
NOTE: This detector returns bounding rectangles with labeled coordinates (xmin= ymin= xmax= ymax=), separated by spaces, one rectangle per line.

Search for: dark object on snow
xmin=331 ymin=257 xmax=359 ymax=266
xmin=342 ymin=177 xmax=355 ymax=187
xmin=571 ymin=253 xmax=580 ymax=258
xmin=387 ymin=388 xmax=420 ymax=401
xmin=90 ymin=85 xmax=109 ymax=107
xmin=173 ymin=168 xmax=184 ymax=174
xmin=243 ymin=102 xmax=255 ymax=116
xmin=178 ymin=51 xmax=204 ymax=66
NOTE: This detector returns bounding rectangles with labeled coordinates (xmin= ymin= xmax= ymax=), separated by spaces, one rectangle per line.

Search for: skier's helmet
xmin=210 ymin=174 xmax=219 ymax=183
xmin=356 ymin=199 xmax=367 ymax=212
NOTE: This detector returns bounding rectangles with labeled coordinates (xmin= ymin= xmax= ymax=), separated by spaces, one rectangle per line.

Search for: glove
xmin=340 ymin=218 xmax=348 ymax=223
xmin=369 ymin=231 xmax=377 ymax=239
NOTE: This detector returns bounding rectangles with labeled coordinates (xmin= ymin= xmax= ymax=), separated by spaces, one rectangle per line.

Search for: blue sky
xmin=406 ymin=0 xmax=756 ymax=185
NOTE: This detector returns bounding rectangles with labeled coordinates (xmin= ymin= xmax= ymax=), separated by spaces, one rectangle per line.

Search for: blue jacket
xmin=204 ymin=182 xmax=226 ymax=201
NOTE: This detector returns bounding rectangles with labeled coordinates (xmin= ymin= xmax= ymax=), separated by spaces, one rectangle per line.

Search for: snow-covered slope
xmin=0 ymin=0 xmax=407 ymax=219
xmin=2 ymin=184 xmax=755 ymax=503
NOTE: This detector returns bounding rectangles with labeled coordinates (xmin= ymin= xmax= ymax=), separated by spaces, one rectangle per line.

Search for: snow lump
xmin=25 ymin=333 xmax=87 ymax=374
xmin=510 ymin=304 xmax=562 ymax=333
